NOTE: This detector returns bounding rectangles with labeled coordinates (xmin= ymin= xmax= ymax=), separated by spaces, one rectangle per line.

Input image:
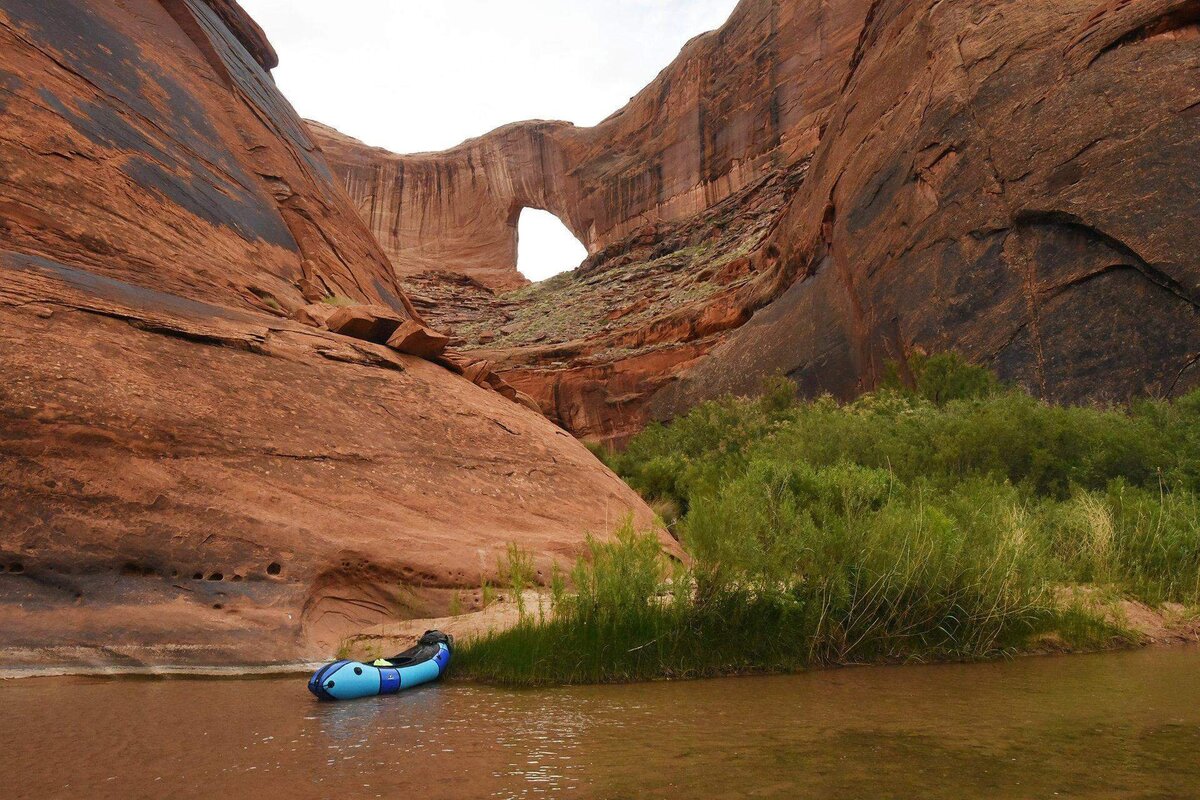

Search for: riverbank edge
xmin=0 ymin=662 xmax=322 ymax=681
xmin=4 ymin=592 xmax=1198 ymax=682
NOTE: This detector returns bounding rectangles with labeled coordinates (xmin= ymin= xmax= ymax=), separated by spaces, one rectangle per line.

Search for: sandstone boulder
xmin=293 ymin=303 xmax=338 ymax=329
xmin=462 ymin=360 xmax=496 ymax=386
xmin=325 ymin=304 xmax=405 ymax=344
xmin=386 ymin=320 xmax=451 ymax=359
xmin=485 ymin=373 xmax=520 ymax=401
xmin=432 ymin=351 xmax=470 ymax=375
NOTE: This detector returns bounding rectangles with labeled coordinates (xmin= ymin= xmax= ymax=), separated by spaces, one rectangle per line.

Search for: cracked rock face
xmin=317 ymin=0 xmax=1199 ymax=443
xmin=0 ymin=0 xmax=660 ymax=670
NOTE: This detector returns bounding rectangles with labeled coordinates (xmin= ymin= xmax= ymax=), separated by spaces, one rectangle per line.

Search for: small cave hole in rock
xmin=9 ymin=563 xmax=24 ymax=574
xmin=206 ymin=572 xmax=223 ymax=581
xmin=193 ymin=572 xmax=204 ymax=580
xmin=516 ymin=208 xmax=587 ymax=282
xmin=267 ymin=562 xmax=282 ymax=576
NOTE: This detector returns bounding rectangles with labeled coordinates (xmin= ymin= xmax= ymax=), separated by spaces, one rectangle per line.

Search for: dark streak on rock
xmin=5 ymin=0 xmax=296 ymax=248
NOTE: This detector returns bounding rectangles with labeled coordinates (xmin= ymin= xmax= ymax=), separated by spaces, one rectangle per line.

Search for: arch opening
xmin=516 ymin=208 xmax=587 ymax=282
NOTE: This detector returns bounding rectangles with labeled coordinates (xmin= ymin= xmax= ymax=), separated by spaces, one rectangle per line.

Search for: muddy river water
xmin=3 ymin=647 xmax=1199 ymax=799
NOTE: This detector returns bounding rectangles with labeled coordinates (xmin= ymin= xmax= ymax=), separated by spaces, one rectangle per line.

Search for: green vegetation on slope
xmin=457 ymin=355 xmax=1200 ymax=684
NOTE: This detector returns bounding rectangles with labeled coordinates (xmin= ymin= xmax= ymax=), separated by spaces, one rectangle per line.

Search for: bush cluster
xmin=459 ymin=355 xmax=1200 ymax=683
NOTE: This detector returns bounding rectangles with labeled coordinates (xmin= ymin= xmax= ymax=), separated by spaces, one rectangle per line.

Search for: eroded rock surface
xmin=0 ymin=0 xmax=659 ymax=671
xmin=317 ymin=0 xmax=1200 ymax=443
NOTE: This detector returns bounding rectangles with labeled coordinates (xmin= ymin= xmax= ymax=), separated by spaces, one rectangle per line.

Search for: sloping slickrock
xmin=0 ymin=0 xmax=660 ymax=671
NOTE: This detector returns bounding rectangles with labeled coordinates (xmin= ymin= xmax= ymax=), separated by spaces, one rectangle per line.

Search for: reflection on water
xmin=3 ymin=647 xmax=1200 ymax=799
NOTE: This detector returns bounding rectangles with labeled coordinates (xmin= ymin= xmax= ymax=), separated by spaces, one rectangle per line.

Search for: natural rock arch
xmin=313 ymin=120 xmax=594 ymax=291
xmin=512 ymin=206 xmax=588 ymax=282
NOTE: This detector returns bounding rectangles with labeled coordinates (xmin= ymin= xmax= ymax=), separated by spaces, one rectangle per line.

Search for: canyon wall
xmin=652 ymin=0 xmax=1200 ymax=414
xmin=318 ymin=0 xmax=1200 ymax=443
xmin=0 ymin=0 xmax=659 ymax=671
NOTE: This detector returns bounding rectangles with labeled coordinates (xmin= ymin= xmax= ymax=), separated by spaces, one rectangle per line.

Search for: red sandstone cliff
xmin=312 ymin=0 xmax=870 ymax=292
xmin=653 ymin=0 xmax=1200 ymax=414
xmin=316 ymin=0 xmax=1200 ymax=444
xmin=0 ymin=0 xmax=661 ymax=671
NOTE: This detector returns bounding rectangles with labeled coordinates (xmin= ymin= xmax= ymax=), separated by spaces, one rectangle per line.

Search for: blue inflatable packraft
xmin=308 ymin=630 xmax=452 ymax=701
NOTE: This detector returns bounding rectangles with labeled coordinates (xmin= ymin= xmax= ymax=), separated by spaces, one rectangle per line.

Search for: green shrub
xmin=758 ymin=371 xmax=799 ymax=415
xmin=458 ymin=363 xmax=1200 ymax=685
xmin=905 ymin=352 xmax=999 ymax=404
xmin=457 ymin=522 xmax=682 ymax=684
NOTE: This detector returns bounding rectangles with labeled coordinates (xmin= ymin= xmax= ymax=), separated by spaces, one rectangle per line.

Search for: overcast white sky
xmin=240 ymin=0 xmax=739 ymax=280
